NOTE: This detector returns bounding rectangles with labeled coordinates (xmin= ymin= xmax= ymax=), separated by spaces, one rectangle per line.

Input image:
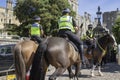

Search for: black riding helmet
xmin=33 ymin=15 xmax=41 ymax=21
xmin=62 ymin=8 xmax=71 ymax=14
xmin=88 ymin=24 xmax=93 ymax=29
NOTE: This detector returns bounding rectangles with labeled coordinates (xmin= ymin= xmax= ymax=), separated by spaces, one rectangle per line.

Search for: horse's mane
xmin=97 ymin=34 xmax=110 ymax=47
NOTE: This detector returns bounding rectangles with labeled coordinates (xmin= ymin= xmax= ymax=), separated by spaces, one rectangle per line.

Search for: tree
xmin=14 ymin=0 xmax=76 ymax=36
xmin=112 ymin=17 xmax=120 ymax=44
xmin=14 ymin=0 xmax=51 ymax=36
xmin=48 ymin=0 xmax=76 ymax=35
xmin=5 ymin=24 xmax=18 ymax=35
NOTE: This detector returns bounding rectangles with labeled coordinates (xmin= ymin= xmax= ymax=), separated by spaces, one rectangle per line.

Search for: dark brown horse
xmin=84 ymin=33 xmax=117 ymax=76
xmin=13 ymin=40 xmax=38 ymax=80
xmin=30 ymin=37 xmax=81 ymax=80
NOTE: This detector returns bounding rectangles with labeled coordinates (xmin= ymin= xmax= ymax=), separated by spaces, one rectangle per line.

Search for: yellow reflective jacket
xmin=58 ymin=15 xmax=75 ymax=33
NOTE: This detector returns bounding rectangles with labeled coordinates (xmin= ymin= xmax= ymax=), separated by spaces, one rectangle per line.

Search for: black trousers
xmin=85 ymin=39 xmax=94 ymax=52
xmin=58 ymin=29 xmax=85 ymax=63
xmin=31 ymin=35 xmax=42 ymax=43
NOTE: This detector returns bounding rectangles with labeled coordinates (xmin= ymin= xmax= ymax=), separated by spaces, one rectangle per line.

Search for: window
xmin=0 ymin=48 xmax=5 ymax=54
xmin=0 ymin=18 xmax=1 ymax=22
xmin=9 ymin=19 xmax=11 ymax=24
xmin=6 ymin=47 xmax=12 ymax=54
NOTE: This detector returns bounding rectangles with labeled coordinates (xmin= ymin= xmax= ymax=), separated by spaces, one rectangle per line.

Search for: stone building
xmin=0 ymin=0 xmax=19 ymax=34
xmin=68 ymin=0 xmax=91 ymax=36
xmin=103 ymin=8 xmax=120 ymax=32
xmin=68 ymin=0 xmax=81 ymax=25
xmin=80 ymin=12 xmax=92 ymax=36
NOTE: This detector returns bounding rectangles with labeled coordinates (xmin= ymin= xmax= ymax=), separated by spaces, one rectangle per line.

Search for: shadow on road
xmin=102 ymin=62 xmax=120 ymax=73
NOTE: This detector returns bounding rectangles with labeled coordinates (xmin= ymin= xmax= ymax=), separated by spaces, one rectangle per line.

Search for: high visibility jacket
xmin=86 ymin=30 xmax=93 ymax=38
xmin=30 ymin=23 xmax=41 ymax=35
xmin=58 ymin=16 xmax=75 ymax=33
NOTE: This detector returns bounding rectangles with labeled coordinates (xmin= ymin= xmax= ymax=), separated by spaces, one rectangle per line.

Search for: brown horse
xmin=84 ymin=33 xmax=117 ymax=77
xmin=30 ymin=37 xmax=81 ymax=80
xmin=13 ymin=40 xmax=38 ymax=80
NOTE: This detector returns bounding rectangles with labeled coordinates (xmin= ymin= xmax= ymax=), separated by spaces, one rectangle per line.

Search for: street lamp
xmin=93 ymin=6 xmax=106 ymax=38
xmin=96 ymin=6 xmax=102 ymax=26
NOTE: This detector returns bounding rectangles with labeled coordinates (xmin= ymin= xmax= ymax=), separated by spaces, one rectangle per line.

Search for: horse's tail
xmin=14 ymin=44 xmax=26 ymax=80
xmin=30 ymin=39 xmax=48 ymax=80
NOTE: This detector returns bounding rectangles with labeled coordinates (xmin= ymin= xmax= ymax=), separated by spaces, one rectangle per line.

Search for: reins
xmin=96 ymin=39 xmax=106 ymax=55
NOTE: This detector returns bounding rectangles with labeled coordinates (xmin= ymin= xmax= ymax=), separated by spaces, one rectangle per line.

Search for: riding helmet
xmin=88 ymin=24 xmax=93 ymax=28
xmin=33 ymin=15 xmax=41 ymax=21
xmin=62 ymin=8 xmax=71 ymax=13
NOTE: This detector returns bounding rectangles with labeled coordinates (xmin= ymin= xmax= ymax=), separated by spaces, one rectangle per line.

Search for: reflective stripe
xmin=59 ymin=16 xmax=75 ymax=32
xmin=88 ymin=30 xmax=93 ymax=38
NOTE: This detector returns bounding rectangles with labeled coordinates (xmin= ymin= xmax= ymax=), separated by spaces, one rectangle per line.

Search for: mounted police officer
xmin=30 ymin=15 xmax=44 ymax=43
xmin=58 ymin=8 xmax=85 ymax=65
xmin=86 ymin=24 xmax=94 ymax=54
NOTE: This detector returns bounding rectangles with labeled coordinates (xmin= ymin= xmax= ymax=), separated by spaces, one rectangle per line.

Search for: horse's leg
xmin=14 ymin=45 xmax=26 ymax=80
xmin=67 ymin=66 xmax=75 ymax=79
xmin=26 ymin=52 xmax=35 ymax=72
xmin=87 ymin=59 xmax=92 ymax=68
xmin=97 ymin=58 xmax=103 ymax=76
xmin=91 ymin=58 xmax=96 ymax=77
xmin=49 ymin=67 xmax=67 ymax=80
xmin=74 ymin=62 xmax=81 ymax=80
xmin=91 ymin=65 xmax=96 ymax=77
xmin=98 ymin=64 xmax=103 ymax=76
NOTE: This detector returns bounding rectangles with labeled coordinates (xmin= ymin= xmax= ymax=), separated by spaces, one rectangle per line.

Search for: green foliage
xmin=14 ymin=0 xmax=76 ymax=36
xmin=112 ymin=17 xmax=120 ymax=44
xmin=5 ymin=24 xmax=18 ymax=35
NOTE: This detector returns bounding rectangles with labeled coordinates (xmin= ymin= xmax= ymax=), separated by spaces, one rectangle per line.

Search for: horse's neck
xmin=98 ymin=37 xmax=108 ymax=49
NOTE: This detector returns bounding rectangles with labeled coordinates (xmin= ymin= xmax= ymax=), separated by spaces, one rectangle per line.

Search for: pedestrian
xmin=58 ymin=8 xmax=85 ymax=65
xmin=30 ymin=15 xmax=44 ymax=43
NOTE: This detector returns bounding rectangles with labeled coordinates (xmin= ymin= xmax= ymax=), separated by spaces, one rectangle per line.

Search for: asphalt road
xmin=45 ymin=62 xmax=120 ymax=80
xmin=0 ymin=62 xmax=120 ymax=80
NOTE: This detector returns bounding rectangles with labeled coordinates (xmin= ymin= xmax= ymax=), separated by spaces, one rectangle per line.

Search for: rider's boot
xmin=79 ymin=45 xmax=86 ymax=68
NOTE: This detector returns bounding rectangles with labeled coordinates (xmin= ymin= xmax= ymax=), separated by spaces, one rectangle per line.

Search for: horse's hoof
xmin=98 ymin=72 xmax=103 ymax=76
xmin=69 ymin=73 xmax=75 ymax=78
xmin=91 ymin=74 xmax=95 ymax=77
xmin=49 ymin=77 xmax=56 ymax=80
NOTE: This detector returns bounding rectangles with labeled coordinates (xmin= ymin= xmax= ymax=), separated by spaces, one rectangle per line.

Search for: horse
xmin=30 ymin=37 xmax=81 ymax=80
xmin=84 ymin=33 xmax=117 ymax=77
xmin=13 ymin=40 xmax=38 ymax=80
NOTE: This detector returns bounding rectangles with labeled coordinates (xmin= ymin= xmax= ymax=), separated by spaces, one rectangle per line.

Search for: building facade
xmin=0 ymin=0 xmax=19 ymax=30
xmin=80 ymin=12 xmax=92 ymax=36
xmin=103 ymin=8 xmax=120 ymax=32
xmin=68 ymin=0 xmax=91 ymax=36
xmin=68 ymin=0 xmax=81 ymax=25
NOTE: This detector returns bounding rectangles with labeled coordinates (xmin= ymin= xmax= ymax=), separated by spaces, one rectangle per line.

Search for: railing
xmin=0 ymin=38 xmax=20 ymax=45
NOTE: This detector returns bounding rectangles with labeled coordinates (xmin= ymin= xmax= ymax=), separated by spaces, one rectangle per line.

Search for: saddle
xmin=58 ymin=34 xmax=79 ymax=52
xmin=30 ymin=37 xmax=42 ymax=44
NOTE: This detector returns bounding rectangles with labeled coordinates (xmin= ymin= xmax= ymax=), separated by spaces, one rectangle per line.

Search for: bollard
xmin=118 ymin=44 xmax=120 ymax=65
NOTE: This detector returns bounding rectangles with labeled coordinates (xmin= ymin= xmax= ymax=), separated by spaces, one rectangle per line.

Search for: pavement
xmin=0 ymin=62 xmax=120 ymax=80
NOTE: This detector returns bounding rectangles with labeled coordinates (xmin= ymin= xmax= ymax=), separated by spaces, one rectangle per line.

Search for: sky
xmin=0 ymin=0 xmax=6 ymax=8
xmin=78 ymin=0 xmax=120 ymax=20
xmin=0 ymin=0 xmax=120 ymax=19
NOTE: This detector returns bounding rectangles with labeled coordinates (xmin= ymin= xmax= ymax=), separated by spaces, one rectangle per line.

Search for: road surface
xmin=0 ymin=62 xmax=120 ymax=80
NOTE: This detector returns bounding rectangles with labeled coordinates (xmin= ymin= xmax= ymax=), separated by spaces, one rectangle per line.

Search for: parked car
xmin=0 ymin=44 xmax=15 ymax=60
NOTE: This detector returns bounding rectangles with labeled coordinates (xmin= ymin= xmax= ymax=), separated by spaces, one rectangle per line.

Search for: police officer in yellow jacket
xmin=58 ymin=8 xmax=85 ymax=65
xmin=86 ymin=24 xmax=94 ymax=54
xmin=30 ymin=15 xmax=44 ymax=43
